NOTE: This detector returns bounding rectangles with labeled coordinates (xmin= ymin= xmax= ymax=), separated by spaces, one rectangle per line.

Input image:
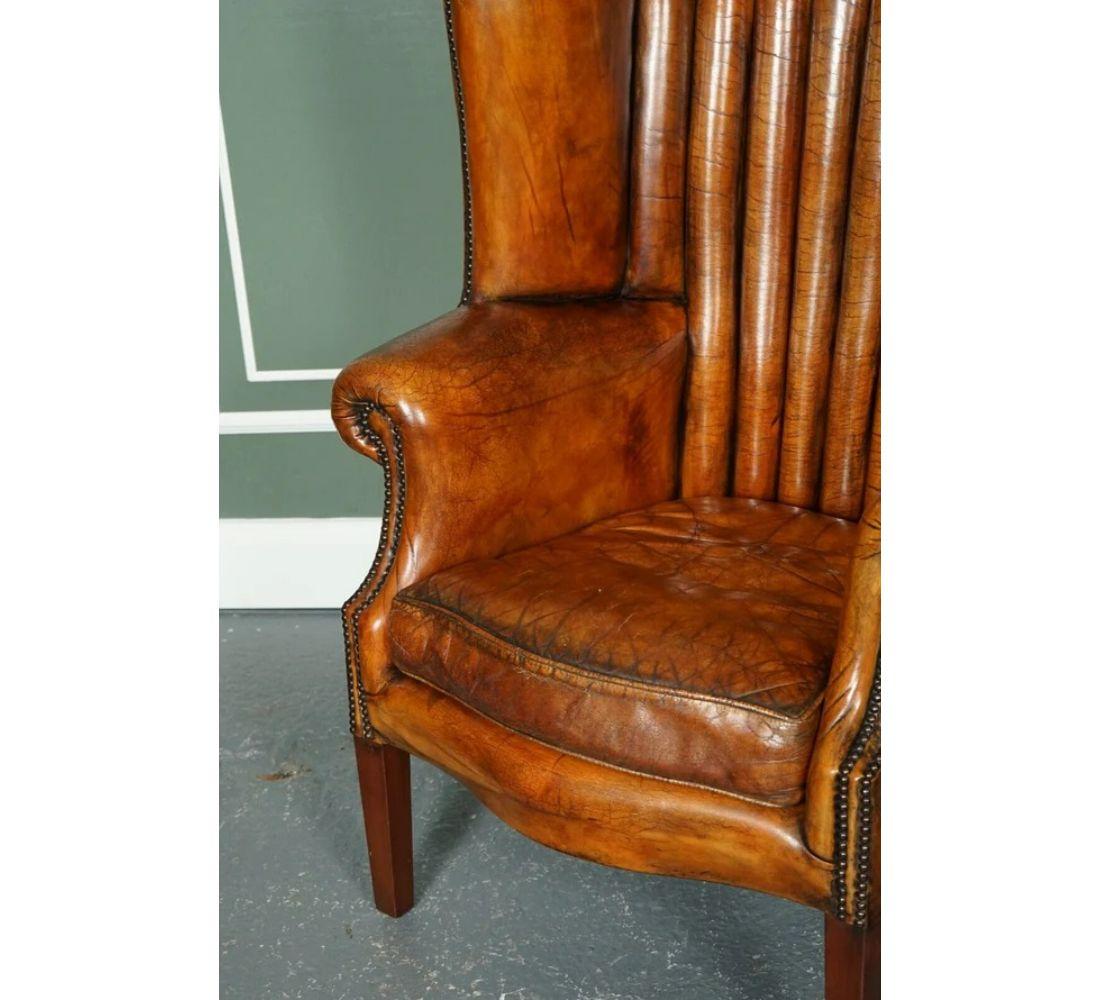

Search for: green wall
xmin=220 ymin=0 xmax=462 ymax=517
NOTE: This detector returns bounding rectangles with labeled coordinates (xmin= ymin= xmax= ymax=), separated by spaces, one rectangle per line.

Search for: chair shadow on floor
xmin=411 ymin=767 xmax=482 ymax=897
xmin=314 ymin=738 xmax=480 ymax=905
xmin=644 ymin=872 xmax=823 ymax=994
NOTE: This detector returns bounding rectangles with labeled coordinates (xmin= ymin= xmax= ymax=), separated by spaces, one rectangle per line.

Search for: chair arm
xmin=805 ymin=393 xmax=881 ymax=920
xmin=331 ymin=298 xmax=686 ymax=717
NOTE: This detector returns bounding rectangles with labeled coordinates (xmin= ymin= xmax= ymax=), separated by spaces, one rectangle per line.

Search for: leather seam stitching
xmin=386 ymin=672 xmax=803 ymax=812
xmin=443 ymin=0 xmax=473 ymax=304
xmin=393 ymin=594 xmax=825 ymax=722
xmin=339 ymin=401 xmax=406 ymax=738
xmin=830 ymin=661 xmax=881 ymax=925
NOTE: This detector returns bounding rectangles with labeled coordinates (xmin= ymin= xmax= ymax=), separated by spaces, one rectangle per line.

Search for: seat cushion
xmin=389 ymin=497 xmax=858 ymax=805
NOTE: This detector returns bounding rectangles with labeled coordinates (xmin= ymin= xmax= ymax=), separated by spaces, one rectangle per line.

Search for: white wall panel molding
xmin=219 ymin=410 xmax=334 ymax=435
xmin=219 ymin=108 xmax=341 ymax=384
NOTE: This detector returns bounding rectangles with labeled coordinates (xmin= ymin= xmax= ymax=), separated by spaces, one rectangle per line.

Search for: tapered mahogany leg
xmin=354 ymin=737 xmax=414 ymax=917
xmin=825 ymin=914 xmax=880 ymax=1000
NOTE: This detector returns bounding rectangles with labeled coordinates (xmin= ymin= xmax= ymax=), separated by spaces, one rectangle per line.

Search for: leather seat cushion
xmin=389 ymin=497 xmax=858 ymax=805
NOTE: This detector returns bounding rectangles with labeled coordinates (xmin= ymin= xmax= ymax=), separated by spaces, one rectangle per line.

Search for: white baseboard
xmin=220 ymin=518 xmax=381 ymax=609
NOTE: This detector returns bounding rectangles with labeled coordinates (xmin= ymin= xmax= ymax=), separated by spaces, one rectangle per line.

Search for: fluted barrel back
xmin=676 ymin=0 xmax=880 ymax=520
xmin=446 ymin=0 xmax=880 ymax=521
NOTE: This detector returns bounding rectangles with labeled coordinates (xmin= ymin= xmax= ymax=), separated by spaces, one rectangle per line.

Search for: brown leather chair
xmin=330 ymin=1 xmax=880 ymax=995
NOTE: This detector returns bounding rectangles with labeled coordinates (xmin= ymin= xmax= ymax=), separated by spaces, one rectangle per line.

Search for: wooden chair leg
xmin=825 ymin=914 xmax=880 ymax=1000
xmin=354 ymin=737 xmax=414 ymax=917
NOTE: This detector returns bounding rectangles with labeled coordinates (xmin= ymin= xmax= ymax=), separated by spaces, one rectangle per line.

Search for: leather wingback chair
xmin=331 ymin=0 xmax=880 ymax=995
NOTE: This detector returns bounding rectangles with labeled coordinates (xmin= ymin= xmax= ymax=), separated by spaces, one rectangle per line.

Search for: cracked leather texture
xmin=390 ymin=497 xmax=858 ymax=805
xmin=452 ymin=0 xmax=635 ymax=299
xmin=332 ymin=0 xmax=880 ymax=921
xmin=626 ymin=0 xmax=694 ymax=297
xmin=372 ymin=676 xmax=834 ymax=911
xmin=331 ymin=298 xmax=686 ymax=694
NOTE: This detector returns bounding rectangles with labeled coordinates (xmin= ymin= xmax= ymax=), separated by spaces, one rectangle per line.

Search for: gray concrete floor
xmin=221 ymin=610 xmax=824 ymax=999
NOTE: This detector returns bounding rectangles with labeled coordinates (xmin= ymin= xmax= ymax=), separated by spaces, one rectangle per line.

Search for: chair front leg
xmin=825 ymin=914 xmax=880 ymax=1000
xmin=354 ymin=737 xmax=414 ymax=917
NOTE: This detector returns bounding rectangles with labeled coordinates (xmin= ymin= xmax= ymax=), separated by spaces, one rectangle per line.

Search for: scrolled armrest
xmin=332 ymin=297 xmax=686 ymax=708
xmin=805 ymin=393 xmax=881 ymax=923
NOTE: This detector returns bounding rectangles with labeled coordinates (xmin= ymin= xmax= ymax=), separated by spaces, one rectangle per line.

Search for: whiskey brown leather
xmin=806 ymin=389 xmax=880 ymax=858
xmin=372 ymin=676 xmax=834 ymax=910
xmin=820 ymin=0 xmax=881 ymax=520
xmin=626 ymin=0 xmax=694 ymax=298
xmin=333 ymin=0 xmax=880 ymax=929
xmin=680 ymin=0 xmax=753 ymax=496
xmin=451 ymin=0 xmax=635 ymax=300
xmin=390 ymin=497 xmax=857 ymax=805
xmin=332 ymin=299 xmax=686 ymax=696
xmin=780 ymin=0 xmax=872 ymax=508
xmin=733 ymin=0 xmax=812 ymax=500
